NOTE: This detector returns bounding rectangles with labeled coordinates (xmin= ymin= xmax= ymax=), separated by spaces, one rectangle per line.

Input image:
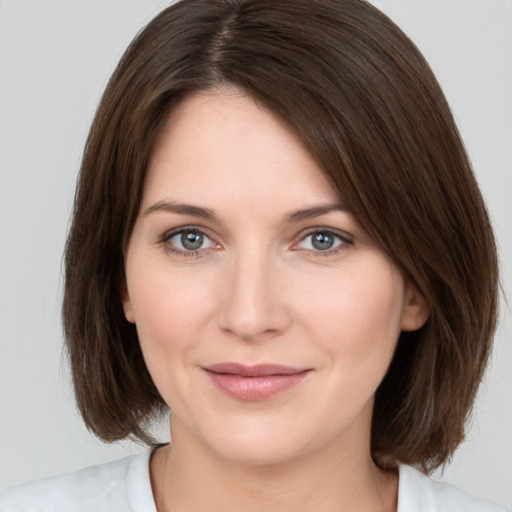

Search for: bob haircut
xmin=63 ymin=0 xmax=498 ymax=473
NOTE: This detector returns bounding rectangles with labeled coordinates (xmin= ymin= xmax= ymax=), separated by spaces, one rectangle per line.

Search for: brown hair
xmin=63 ymin=0 xmax=498 ymax=473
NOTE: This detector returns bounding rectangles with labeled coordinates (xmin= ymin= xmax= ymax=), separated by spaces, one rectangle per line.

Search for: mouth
xmin=202 ymin=363 xmax=312 ymax=401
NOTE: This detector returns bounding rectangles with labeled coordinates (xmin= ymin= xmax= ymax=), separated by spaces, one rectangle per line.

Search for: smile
xmin=203 ymin=363 xmax=312 ymax=401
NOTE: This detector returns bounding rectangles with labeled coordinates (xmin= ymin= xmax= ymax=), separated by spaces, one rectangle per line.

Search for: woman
xmin=0 ymin=0 xmax=507 ymax=510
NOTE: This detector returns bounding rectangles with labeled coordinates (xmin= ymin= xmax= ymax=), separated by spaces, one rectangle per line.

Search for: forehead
xmin=142 ymin=89 xmax=340 ymax=211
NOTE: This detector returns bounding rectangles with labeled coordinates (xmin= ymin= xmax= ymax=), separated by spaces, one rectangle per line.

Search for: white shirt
xmin=0 ymin=450 xmax=509 ymax=511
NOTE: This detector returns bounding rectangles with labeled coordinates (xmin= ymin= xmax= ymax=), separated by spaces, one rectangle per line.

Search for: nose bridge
xmin=219 ymin=242 xmax=287 ymax=340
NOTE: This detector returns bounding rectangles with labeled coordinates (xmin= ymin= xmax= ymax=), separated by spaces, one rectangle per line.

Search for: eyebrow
xmin=143 ymin=200 xmax=218 ymax=221
xmin=143 ymin=200 xmax=348 ymax=223
xmin=282 ymin=202 xmax=349 ymax=223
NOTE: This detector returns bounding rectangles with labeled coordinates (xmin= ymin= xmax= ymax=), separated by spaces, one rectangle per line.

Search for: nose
xmin=218 ymin=247 xmax=291 ymax=342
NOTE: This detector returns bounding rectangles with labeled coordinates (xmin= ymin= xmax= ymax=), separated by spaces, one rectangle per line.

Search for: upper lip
xmin=204 ymin=362 xmax=309 ymax=377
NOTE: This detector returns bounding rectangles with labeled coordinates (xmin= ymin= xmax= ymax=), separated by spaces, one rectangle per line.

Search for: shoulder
xmin=0 ymin=449 xmax=156 ymax=512
xmin=398 ymin=465 xmax=510 ymax=512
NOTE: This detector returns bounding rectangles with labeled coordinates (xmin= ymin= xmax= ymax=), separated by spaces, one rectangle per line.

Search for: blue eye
xmin=166 ymin=229 xmax=216 ymax=252
xmin=298 ymin=231 xmax=347 ymax=252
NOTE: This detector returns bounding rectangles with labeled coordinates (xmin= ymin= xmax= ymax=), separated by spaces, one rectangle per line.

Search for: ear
xmin=400 ymin=281 xmax=430 ymax=332
xmin=121 ymin=282 xmax=135 ymax=324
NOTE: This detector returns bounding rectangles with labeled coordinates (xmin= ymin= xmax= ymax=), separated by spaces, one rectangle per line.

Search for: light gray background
xmin=1 ymin=0 xmax=511 ymax=506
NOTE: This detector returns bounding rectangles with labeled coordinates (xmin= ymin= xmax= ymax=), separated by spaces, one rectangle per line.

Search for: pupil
xmin=181 ymin=231 xmax=203 ymax=250
xmin=312 ymin=232 xmax=334 ymax=250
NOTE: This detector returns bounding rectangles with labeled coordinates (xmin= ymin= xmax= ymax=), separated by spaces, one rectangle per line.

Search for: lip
xmin=203 ymin=363 xmax=311 ymax=401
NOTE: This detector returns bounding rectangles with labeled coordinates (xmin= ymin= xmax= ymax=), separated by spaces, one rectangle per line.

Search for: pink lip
xmin=203 ymin=363 xmax=311 ymax=401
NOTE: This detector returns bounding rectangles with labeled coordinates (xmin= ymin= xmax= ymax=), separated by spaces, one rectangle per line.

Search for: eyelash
xmin=160 ymin=226 xmax=219 ymax=259
xmin=159 ymin=226 xmax=353 ymax=259
xmin=293 ymin=228 xmax=353 ymax=256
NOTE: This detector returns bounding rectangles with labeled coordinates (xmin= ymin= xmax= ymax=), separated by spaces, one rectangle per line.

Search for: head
xmin=63 ymin=0 xmax=498 ymax=473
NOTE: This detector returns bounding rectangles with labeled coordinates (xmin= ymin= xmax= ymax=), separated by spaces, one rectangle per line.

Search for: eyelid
xmin=162 ymin=225 xmax=207 ymax=241
xmin=292 ymin=227 xmax=354 ymax=253
xmin=160 ymin=225 xmax=221 ymax=257
xmin=158 ymin=224 xmax=353 ymax=259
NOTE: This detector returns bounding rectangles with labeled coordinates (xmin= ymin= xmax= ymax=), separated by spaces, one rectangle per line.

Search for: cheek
xmin=295 ymin=263 xmax=404 ymax=376
xmin=125 ymin=266 xmax=216 ymax=397
xmin=128 ymin=258 xmax=216 ymax=335
xmin=291 ymin=268 xmax=405 ymax=433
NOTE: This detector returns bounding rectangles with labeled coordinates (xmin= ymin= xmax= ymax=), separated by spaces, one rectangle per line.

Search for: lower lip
xmin=205 ymin=371 xmax=310 ymax=401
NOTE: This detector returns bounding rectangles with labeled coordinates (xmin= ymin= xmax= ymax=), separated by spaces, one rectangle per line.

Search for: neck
xmin=151 ymin=417 xmax=398 ymax=512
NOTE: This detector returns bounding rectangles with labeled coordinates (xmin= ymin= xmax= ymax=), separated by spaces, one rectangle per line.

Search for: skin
xmin=122 ymin=88 xmax=429 ymax=511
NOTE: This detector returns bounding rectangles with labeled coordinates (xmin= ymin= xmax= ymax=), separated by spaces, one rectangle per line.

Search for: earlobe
xmin=121 ymin=284 xmax=135 ymax=324
xmin=401 ymin=282 xmax=430 ymax=332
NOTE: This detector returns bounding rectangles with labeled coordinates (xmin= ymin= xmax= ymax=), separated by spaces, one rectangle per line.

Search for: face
xmin=123 ymin=89 xmax=428 ymax=466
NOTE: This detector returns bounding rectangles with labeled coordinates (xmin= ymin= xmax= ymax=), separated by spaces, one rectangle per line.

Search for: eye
xmin=296 ymin=230 xmax=350 ymax=253
xmin=164 ymin=228 xmax=217 ymax=253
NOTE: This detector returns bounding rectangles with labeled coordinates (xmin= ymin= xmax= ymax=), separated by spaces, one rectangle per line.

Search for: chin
xmin=195 ymin=414 xmax=325 ymax=467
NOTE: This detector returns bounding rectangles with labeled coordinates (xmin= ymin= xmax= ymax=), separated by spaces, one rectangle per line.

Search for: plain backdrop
xmin=0 ymin=0 xmax=511 ymax=506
